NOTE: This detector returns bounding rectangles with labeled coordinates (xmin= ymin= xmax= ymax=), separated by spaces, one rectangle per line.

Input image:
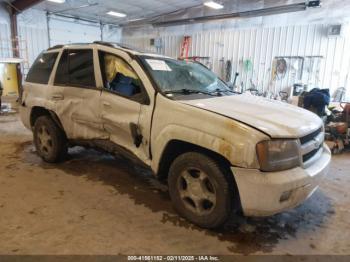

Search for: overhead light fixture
xmin=107 ymin=11 xmax=127 ymax=18
xmin=204 ymin=1 xmax=224 ymax=10
xmin=127 ymin=18 xmax=144 ymax=22
xmin=47 ymin=0 xmax=66 ymax=3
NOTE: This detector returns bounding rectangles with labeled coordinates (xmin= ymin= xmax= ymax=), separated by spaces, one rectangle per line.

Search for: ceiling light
xmin=128 ymin=18 xmax=144 ymax=22
xmin=204 ymin=1 xmax=224 ymax=9
xmin=107 ymin=11 xmax=127 ymax=18
xmin=47 ymin=0 xmax=66 ymax=3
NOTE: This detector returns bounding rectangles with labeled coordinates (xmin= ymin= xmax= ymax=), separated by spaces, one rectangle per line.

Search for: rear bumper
xmin=232 ymin=144 xmax=331 ymax=217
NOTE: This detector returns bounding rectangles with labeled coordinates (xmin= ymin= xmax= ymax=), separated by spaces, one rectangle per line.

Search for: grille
xmin=299 ymin=127 xmax=324 ymax=165
xmin=300 ymin=127 xmax=322 ymax=145
xmin=302 ymin=146 xmax=322 ymax=162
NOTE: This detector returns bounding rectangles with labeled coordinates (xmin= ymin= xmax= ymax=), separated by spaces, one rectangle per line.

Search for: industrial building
xmin=0 ymin=0 xmax=349 ymax=259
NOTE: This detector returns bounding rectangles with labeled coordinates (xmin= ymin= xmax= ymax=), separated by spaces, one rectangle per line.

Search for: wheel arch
xmin=157 ymin=139 xmax=232 ymax=181
xmin=30 ymin=106 xmax=66 ymax=137
xmin=157 ymin=139 xmax=242 ymax=213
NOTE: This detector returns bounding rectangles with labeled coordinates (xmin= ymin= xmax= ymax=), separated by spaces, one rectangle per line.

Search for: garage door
xmin=49 ymin=17 xmax=101 ymax=47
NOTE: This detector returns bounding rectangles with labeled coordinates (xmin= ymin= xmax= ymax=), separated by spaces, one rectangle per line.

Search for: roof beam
xmin=151 ymin=0 xmax=322 ymax=27
xmin=10 ymin=0 xmax=45 ymax=14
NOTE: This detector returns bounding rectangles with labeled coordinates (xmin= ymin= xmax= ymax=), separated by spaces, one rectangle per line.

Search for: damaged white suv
xmin=20 ymin=42 xmax=331 ymax=228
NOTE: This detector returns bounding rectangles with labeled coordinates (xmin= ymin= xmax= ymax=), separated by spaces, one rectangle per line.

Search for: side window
xmin=54 ymin=50 xmax=68 ymax=85
xmin=99 ymin=51 xmax=142 ymax=97
xmin=54 ymin=49 xmax=96 ymax=88
xmin=26 ymin=52 xmax=58 ymax=84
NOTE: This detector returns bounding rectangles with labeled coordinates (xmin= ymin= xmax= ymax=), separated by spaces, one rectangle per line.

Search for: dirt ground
xmin=0 ymin=113 xmax=349 ymax=255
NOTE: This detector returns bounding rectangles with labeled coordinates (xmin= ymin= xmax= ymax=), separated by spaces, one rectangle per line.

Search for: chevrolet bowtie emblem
xmin=313 ymin=138 xmax=320 ymax=149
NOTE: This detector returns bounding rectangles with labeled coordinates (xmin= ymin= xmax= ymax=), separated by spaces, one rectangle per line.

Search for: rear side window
xmin=54 ymin=49 xmax=96 ymax=88
xmin=26 ymin=52 xmax=58 ymax=84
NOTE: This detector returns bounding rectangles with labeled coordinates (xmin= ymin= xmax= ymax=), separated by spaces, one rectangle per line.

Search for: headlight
xmin=256 ymin=139 xmax=300 ymax=172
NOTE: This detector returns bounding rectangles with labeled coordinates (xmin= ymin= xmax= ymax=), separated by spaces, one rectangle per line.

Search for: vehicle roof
xmin=46 ymin=41 xmax=170 ymax=59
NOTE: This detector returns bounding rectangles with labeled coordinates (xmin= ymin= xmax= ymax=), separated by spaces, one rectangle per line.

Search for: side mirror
xmin=230 ymin=72 xmax=240 ymax=90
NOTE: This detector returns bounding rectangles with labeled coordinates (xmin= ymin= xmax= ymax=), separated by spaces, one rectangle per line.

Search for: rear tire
xmin=33 ymin=115 xmax=67 ymax=163
xmin=168 ymin=152 xmax=234 ymax=228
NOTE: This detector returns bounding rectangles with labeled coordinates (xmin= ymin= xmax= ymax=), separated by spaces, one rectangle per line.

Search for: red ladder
xmin=179 ymin=36 xmax=191 ymax=59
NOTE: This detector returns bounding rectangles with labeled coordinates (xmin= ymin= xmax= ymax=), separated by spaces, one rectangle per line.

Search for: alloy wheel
xmin=177 ymin=167 xmax=217 ymax=215
xmin=37 ymin=125 xmax=53 ymax=156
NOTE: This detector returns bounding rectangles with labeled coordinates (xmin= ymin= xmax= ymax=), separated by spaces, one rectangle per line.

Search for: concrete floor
xmin=0 ymin=113 xmax=349 ymax=255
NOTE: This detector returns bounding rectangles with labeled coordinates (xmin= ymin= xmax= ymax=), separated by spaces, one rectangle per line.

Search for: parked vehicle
xmin=20 ymin=42 xmax=331 ymax=228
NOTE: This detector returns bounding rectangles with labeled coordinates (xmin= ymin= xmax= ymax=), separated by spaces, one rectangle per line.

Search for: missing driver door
xmin=98 ymin=50 xmax=151 ymax=164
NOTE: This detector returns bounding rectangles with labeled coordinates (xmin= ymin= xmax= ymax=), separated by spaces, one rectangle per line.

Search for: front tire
xmin=168 ymin=152 xmax=234 ymax=228
xmin=33 ymin=115 xmax=67 ymax=163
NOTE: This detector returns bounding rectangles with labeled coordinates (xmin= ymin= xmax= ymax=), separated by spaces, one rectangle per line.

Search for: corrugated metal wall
xmin=123 ymin=24 xmax=350 ymax=96
xmin=13 ymin=10 xmax=121 ymax=75
xmin=48 ymin=16 xmax=102 ymax=47
xmin=0 ymin=23 xmax=12 ymax=58
xmin=48 ymin=17 xmax=122 ymax=47
xmin=18 ymin=25 xmax=49 ymax=67
xmin=2 ymin=6 xmax=350 ymax=98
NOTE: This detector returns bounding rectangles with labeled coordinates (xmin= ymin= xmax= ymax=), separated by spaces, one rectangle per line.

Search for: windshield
xmin=140 ymin=56 xmax=231 ymax=95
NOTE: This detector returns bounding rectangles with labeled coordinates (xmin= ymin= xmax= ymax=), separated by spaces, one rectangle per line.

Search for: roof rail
xmin=93 ymin=41 xmax=144 ymax=53
xmin=114 ymin=43 xmax=149 ymax=53
xmin=46 ymin=42 xmax=147 ymax=55
xmin=47 ymin=45 xmax=64 ymax=51
xmin=65 ymin=43 xmax=91 ymax=46
xmin=93 ymin=41 xmax=115 ymax=48
xmin=47 ymin=43 xmax=91 ymax=51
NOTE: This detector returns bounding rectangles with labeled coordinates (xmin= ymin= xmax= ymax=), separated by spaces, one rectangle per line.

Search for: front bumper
xmin=232 ymin=144 xmax=331 ymax=217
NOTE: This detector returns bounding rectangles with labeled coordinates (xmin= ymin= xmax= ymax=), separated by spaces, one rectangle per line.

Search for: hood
xmin=178 ymin=93 xmax=323 ymax=138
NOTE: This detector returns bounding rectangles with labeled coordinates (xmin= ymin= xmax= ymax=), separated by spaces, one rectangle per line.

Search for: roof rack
xmin=45 ymin=42 xmax=147 ymax=55
xmin=93 ymin=41 xmax=139 ymax=52
xmin=47 ymin=45 xmax=64 ymax=51
xmin=93 ymin=41 xmax=115 ymax=48
xmin=114 ymin=43 xmax=136 ymax=50
xmin=93 ymin=41 xmax=148 ymax=54
xmin=65 ymin=43 xmax=91 ymax=46
xmin=47 ymin=43 xmax=91 ymax=51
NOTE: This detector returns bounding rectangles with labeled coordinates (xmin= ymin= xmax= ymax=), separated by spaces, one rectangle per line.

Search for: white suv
xmin=20 ymin=42 xmax=331 ymax=228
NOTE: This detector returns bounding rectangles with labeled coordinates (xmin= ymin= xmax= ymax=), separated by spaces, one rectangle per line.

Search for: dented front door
xmin=100 ymin=91 xmax=142 ymax=154
xmin=97 ymin=50 xmax=153 ymax=164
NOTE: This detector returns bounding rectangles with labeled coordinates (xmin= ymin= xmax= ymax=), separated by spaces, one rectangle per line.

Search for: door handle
xmin=51 ymin=94 xmax=64 ymax=100
xmin=102 ymin=101 xmax=111 ymax=107
xmin=130 ymin=122 xmax=143 ymax=148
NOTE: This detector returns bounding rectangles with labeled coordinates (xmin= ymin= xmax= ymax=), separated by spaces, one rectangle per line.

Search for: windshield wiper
xmin=164 ymin=89 xmax=217 ymax=96
xmin=209 ymin=88 xmax=238 ymax=96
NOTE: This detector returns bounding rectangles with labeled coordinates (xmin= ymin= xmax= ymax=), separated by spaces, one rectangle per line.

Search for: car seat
xmin=110 ymin=73 xmax=135 ymax=96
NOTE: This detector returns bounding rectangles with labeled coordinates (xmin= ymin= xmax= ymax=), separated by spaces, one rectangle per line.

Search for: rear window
xmin=26 ymin=52 xmax=59 ymax=84
xmin=54 ymin=49 xmax=96 ymax=88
